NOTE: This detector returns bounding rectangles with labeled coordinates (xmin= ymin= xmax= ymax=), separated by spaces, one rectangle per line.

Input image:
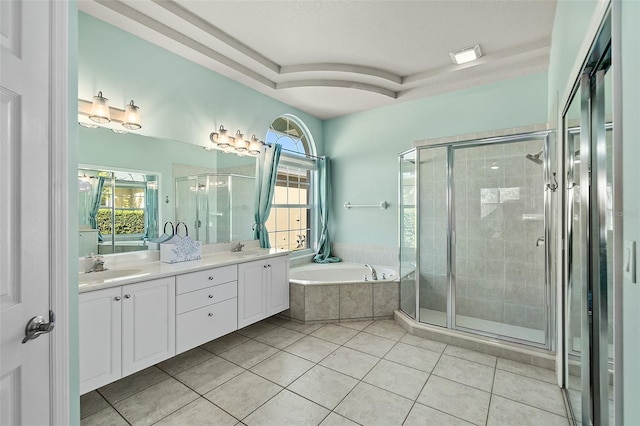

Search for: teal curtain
xmin=143 ymin=177 xmax=159 ymax=240
xmin=314 ymin=157 xmax=341 ymax=263
xmin=254 ymin=144 xmax=282 ymax=248
xmin=89 ymin=176 xmax=105 ymax=242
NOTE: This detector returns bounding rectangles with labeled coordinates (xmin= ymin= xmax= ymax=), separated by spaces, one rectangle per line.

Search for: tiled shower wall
xmin=417 ymin=138 xmax=547 ymax=331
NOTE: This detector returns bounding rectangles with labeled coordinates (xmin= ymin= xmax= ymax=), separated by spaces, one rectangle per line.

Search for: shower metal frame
xmin=400 ymin=129 xmax=554 ymax=349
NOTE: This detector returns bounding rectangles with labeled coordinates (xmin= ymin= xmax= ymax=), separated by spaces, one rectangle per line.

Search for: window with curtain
xmin=264 ymin=116 xmax=317 ymax=252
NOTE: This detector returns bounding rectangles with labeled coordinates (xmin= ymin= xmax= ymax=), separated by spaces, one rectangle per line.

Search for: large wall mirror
xmin=78 ymin=126 xmax=257 ymax=258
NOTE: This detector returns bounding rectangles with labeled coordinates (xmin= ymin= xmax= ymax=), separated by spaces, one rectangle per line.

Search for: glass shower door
xmin=452 ymin=139 xmax=547 ymax=345
xmin=399 ymin=151 xmax=417 ymax=319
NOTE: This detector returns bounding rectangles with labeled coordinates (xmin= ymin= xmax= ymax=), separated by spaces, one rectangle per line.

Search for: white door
xmin=1 ymin=1 xmax=68 ymax=424
xmin=267 ymin=256 xmax=289 ymax=316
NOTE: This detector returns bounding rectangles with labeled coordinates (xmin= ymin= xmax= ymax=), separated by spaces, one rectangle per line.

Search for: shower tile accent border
xmin=413 ymin=123 xmax=550 ymax=148
xmin=287 ymin=281 xmax=399 ymax=324
xmin=394 ymin=310 xmax=556 ymax=371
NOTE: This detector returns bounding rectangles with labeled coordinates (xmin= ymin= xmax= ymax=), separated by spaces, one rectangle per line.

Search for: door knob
xmin=22 ymin=310 xmax=55 ymax=344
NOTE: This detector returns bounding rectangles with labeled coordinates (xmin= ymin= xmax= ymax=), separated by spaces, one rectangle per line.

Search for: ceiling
xmin=78 ymin=0 xmax=557 ymax=120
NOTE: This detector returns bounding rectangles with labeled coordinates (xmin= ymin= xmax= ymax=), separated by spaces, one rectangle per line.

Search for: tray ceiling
xmin=79 ymin=0 xmax=557 ymax=119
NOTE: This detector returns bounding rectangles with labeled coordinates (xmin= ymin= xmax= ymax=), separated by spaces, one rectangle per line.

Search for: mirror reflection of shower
xmin=526 ymin=150 xmax=544 ymax=165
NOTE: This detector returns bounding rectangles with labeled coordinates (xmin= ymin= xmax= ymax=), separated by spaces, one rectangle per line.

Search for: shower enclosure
xmin=399 ymin=131 xmax=554 ymax=348
xmin=175 ymin=173 xmax=254 ymax=244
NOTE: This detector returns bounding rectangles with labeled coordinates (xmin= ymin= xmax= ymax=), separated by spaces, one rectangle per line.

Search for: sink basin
xmin=79 ymin=268 xmax=145 ymax=284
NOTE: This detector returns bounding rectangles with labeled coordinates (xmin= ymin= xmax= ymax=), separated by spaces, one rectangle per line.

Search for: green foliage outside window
xmin=97 ymin=208 xmax=145 ymax=235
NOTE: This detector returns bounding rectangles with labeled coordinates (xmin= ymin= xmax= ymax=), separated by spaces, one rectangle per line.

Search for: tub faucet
xmin=85 ymin=255 xmax=105 ymax=273
xmin=231 ymin=242 xmax=245 ymax=252
xmin=364 ymin=264 xmax=378 ymax=281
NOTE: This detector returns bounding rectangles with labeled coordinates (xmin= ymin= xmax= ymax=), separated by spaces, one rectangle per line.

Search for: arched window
xmin=265 ymin=115 xmax=317 ymax=252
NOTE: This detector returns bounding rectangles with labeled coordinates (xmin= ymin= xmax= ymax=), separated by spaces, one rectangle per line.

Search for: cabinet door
xmin=122 ymin=277 xmax=176 ymax=376
xmin=79 ymin=287 xmax=122 ymax=394
xmin=266 ymin=255 xmax=290 ymax=316
xmin=237 ymin=260 xmax=267 ymax=328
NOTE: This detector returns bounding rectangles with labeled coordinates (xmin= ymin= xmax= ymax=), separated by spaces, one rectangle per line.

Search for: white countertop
xmin=79 ymin=248 xmax=289 ymax=293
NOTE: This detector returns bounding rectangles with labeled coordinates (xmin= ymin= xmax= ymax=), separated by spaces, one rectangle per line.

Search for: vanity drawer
xmin=176 ymin=297 xmax=237 ymax=354
xmin=176 ymin=265 xmax=237 ymax=294
xmin=176 ymin=281 xmax=237 ymax=314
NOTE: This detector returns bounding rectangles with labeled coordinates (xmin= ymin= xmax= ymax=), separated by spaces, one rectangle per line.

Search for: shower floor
xmin=420 ymin=308 xmax=546 ymax=345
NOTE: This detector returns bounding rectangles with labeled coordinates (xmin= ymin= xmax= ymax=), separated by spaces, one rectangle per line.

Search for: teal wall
xmin=547 ymin=0 xmax=601 ymax=113
xmin=620 ymin=1 xmax=640 ymax=423
xmin=78 ymin=12 xmax=324 ymax=155
xmin=323 ymin=72 xmax=548 ymax=247
xmin=68 ymin=2 xmax=80 ymax=425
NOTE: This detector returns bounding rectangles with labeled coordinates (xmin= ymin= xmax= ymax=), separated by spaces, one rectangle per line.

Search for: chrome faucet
xmin=231 ymin=242 xmax=245 ymax=252
xmin=536 ymin=237 xmax=545 ymax=247
xmin=364 ymin=264 xmax=378 ymax=281
xmin=85 ymin=255 xmax=105 ymax=273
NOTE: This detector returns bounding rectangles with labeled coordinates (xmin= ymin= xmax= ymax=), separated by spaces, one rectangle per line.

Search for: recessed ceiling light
xmin=449 ymin=45 xmax=482 ymax=65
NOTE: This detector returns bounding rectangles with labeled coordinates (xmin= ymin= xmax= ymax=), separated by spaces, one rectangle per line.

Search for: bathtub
xmin=287 ymin=262 xmax=400 ymax=323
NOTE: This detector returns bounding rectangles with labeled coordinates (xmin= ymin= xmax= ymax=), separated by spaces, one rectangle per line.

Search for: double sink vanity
xmin=78 ymin=246 xmax=290 ymax=395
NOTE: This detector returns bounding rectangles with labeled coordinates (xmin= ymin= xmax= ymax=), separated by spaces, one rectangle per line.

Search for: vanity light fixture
xmin=449 ymin=44 xmax=482 ymax=65
xmin=122 ymin=100 xmax=142 ymax=130
xmin=79 ymin=92 xmax=143 ymax=133
xmin=208 ymin=125 xmax=265 ymax=157
xmin=88 ymin=91 xmax=111 ymax=123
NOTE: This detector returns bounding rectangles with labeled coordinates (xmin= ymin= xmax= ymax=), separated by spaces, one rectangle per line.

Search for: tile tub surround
xmin=289 ymin=281 xmax=400 ymax=323
xmin=80 ymin=316 xmax=569 ymax=426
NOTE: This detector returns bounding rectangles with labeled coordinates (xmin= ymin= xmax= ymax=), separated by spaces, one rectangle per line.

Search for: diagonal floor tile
xmin=288 ymin=365 xmax=359 ymax=410
xmin=236 ymin=321 xmax=277 ymax=338
xmin=320 ymin=346 xmax=380 ymax=379
xmin=335 ymin=382 xmax=413 ymax=426
xmin=311 ymin=324 xmax=359 ymax=345
xmin=250 ymin=351 xmax=314 ymax=386
xmin=280 ymin=321 xmax=324 ymax=334
xmin=496 ymin=358 xmax=557 ymax=384
xmin=284 ymin=335 xmax=340 ymax=363
xmin=362 ymin=320 xmax=407 ymax=340
xmin=492 ymin=369 xmax=566 ymax=416
xmin=444 ymin=345 xmax=497 ymax=367
xmin=339 ymin=320 xmax=373 ymax=331
xmin=433 ymin=355 xmax=495 ymax=391
xmin=217 ymin=339 xmax=279 ymax=369
xmin=344 ymin=331 xmax=396 ymax=358
xmin=319 ymin=412 xmax=360 ymax=426
xmin=404 ymin=402 xmax=475 ymax=426
xmin=200 ymin=332 xmax=249 ymax=354
xmin=400 ymin=333 xmax=447 ymax=353
xmin=80 ymin=406 xmax=128 ymax=426
xmin=154 ymin=398 xmax=237 ymax=426
xmin=174 ymin=355 xmax=243 ymax=394
xmin=80 ymin=391 xmax=109 ymax=419
xmin=243 ymin=389 xmax=329 ymax=426
xmin=384 ymin=342 xmax=440 ymax=373
xmin=363 ymin=359 xmax=429 ymax=400
xmin=98 ymin=366 xmax=169 ymax=404
xmin=254 ymin=326 xmax=306 ymax=349
xmin=204 ymin=371 xmax=282 ymax=420
xmin=487 ymin=395 xmax=569 ymax=426
xmin=157 ymin=347 xmax=214 ymax=376
xmin=113 ymin=378 xmax=198 ymax=426
xmin=417 ymin=375 xmax=490 ymax=425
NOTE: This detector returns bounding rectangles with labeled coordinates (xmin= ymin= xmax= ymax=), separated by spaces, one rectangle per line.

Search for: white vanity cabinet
xmin=238 ymin=255 xmax=289 ymax=328
xmin=79 ymin=286 xmax=122 ymax=395
xmin=121 ymin=278 xmax=176 ymax=376
xmin=175 ymin=265 xmax=238 ymax=354
xmin=79 ymin=277 xmax=176 ymax=394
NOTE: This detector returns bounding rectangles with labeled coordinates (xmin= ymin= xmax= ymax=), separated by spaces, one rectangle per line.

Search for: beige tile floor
xmin=80 ymin=317 xmax=570 ymax=426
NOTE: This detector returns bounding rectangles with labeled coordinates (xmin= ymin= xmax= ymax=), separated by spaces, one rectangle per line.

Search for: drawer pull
xmin=263 ymin=265 xmax=268 ymax=269
xmin=208 ymin=313 xmax=214 ymax=317
xmin=114 ymin=296 xmax=121 ymax=301
xmin=124 ymin=294 xmax=131 ymax=299
xmin=267 ymin=264 xmax=272 ymax=268
xmin=208 ymin=294 xmax=214 ymax=298
xmin=208 ymin=276 xmax=214 ymax=280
